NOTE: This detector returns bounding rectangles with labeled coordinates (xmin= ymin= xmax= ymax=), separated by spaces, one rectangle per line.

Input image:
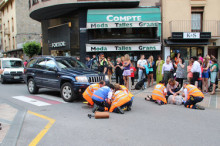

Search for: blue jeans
xmin=138 ymin=70 xmax=146 ymax=88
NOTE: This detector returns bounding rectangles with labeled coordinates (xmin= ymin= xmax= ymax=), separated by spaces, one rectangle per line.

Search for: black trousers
xmin=176 ymin=78 xmax=184 ymax=88
xmin=93 ymin=100 xmax=110 ymax=111
xmin=131 ymin=77 xmax=135 ymax=85
xmin=184 ymin=96 xmax=203 ymax=109
xmin=192 ymin=72 xmax=200 ymax=85
xmin=116 ymin=72 xmax=123 ymax=85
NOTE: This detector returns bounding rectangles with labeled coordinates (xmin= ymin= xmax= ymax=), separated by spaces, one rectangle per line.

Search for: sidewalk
xmin=0 ymin=98 xmax=26 ymax=146
xmin=130 ymin=83 xmax=220 ymax=110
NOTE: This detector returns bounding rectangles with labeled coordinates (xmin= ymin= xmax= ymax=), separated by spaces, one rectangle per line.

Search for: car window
xmin=45 ymin=59 xmax=57 ymax=70
xmin=35 ymin=58 xmax=46 ymax=69
xmin=56 ymin=58 xmax=87 ymax=69
xmin=2 ymin=60 xmax=23 ymax=68
xmin=27 ymin=59 xmax=37 ymax=68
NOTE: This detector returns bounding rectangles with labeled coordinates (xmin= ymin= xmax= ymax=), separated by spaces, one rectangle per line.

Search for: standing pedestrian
xmin=147 ymin=56 xmax=155 ymax=87
xmin=191 ymin=56 xmax=201 ymax=86
xmin=202 ymin=56 xmax=210 ymax=93
xmin=23 ymin=60 xmax=28 ymax=67
xmin=176 ymin=57 xmax=185 ymax=88
xmin=123 ymin=54 xmax=131 ymax=89
xmin=98 ymin=53 xmax=108 ymax=74
xmin=187 ymin=61 xmax=193 ymax=83
xmin=130 ymin=62 xmax=136 ymax=87
xmin=210 ymin=58 xmax=219 ymax=95
xmin=156 ymin=55 xmax=164 ymax=83
xmin=85 ymin=55 xmax=92 ymax=69
xmin=114 ymin=58 xmax=123 ymax=85
xmin=107 ymin=57 xmax=114 ymax=83
xmin=137 ymin=54 xmax=147 ymax=88
xmin=162 ymin=56 xmax=174 ymax=85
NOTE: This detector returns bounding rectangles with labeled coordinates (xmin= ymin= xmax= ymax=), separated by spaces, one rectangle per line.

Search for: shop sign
xmin=172 ymin=32 xmax=211 ymax=39
xmin=48 ymin=24 xmax=70 ymax=50
xmin=183 ymin=33 xmax=200 ymax=39
xmin=86 ymin=44 xmax=161 ymax=52
xmin=51 ymin=41 xmax=66 ymax=48
xmin=87 ymin=21 xmax=159 ymax=29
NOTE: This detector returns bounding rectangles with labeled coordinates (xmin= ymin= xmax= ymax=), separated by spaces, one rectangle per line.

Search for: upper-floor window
xmin=32 ymin=0 xmax=39 ymax=5
xmin=191 ymin=7 xmax=204 ymax=32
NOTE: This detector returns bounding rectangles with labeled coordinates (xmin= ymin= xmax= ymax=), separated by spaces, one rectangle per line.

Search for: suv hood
xmin=61 ymin=68 xmax=101 ymax=76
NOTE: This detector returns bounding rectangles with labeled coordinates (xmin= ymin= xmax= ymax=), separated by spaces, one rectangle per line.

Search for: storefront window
xmin=170 ymin=46 xmax=204 ymax=60
xmin=88 ymin=27 xmax=157 ymax=40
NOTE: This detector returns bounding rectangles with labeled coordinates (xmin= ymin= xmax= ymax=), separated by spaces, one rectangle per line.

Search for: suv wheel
xmin=61 ymin=83 xmax=75 ymax=102
xmin=28 ymin=78 xmax=39 ymax=94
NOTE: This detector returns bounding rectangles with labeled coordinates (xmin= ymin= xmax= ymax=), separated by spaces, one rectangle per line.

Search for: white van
xmin=0 ymin=58 xmax=24 ymax=84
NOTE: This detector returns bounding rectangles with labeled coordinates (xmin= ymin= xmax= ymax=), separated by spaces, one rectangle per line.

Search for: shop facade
xmin=164 ymin=32 xmax=212 ymax=61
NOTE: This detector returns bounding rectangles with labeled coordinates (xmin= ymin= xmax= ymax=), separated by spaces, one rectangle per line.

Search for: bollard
xmin=128 ymin=77 xmax=131 ymax=91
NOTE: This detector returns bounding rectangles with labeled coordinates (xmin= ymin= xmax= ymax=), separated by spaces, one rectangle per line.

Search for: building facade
xmin=0 ymin=0 xmax=41 ymax=59
xmin=29 ymin=0 xmax=162 ymax=63
xmin=162 ymin=0 xmax=220 ymax=62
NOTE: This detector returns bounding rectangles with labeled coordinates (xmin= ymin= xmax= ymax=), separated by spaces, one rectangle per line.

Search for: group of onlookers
xmin=85 ymin=53 xmax=219 ymax=94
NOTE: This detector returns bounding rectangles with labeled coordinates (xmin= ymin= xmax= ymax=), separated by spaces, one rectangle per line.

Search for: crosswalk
xmin=12 ymin=95 xmax=66 ymax=106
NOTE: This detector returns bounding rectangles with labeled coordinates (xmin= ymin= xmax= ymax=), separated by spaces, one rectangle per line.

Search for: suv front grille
xmin=88 ymin=76 xmax=104 ymax=83
xmin=10 ymin=71 xmax=23 ymax=76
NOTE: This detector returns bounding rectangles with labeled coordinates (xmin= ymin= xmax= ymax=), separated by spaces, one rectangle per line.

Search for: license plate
xmin=14 ymin=76 xmax=20 ymax=79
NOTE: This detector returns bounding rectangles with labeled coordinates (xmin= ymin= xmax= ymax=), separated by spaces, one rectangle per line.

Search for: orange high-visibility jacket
xmin=82 ymin=84 xmax=100 ymax=105
xmin=109 ymin=90 xmax=131 ymax=112
xmin=152 ymin=83 xmax=167 ymax=104
xmin=185 ymin=84 xmax=204 ymax=100
xmin=120 ymin=85 xmax=134 ymax=100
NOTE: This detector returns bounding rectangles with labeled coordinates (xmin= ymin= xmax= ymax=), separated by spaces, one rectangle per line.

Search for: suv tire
xmin=61 ymin=82 xmax=76 ymax=102
xmin=28 ymin=78 xmax=39 ymax=94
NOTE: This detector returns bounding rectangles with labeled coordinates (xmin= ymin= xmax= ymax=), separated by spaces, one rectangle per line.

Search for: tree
xmin=23 ymin=41 xmax=41 ymax=58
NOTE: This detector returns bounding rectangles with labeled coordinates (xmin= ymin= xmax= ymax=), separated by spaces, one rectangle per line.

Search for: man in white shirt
xmin=191 ymin=56 xmax=201 ymax=86
xmin=137 ymin=54 xmax=147 ymax=88
xmin=162 ymin=56 xmax=174 ymax=85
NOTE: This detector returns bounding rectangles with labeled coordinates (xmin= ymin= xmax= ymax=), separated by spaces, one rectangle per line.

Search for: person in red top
xmin=130 ymin=62 xmax=136 ymax=86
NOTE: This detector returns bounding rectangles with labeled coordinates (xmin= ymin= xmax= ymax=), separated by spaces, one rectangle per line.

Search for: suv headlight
xmin=75 ymin=76 xmax=88 ymax=82
xmin=3 ymin=71 xmax=10 ymax=75
xmin=105 ymin=75 xmax=109 ymax=81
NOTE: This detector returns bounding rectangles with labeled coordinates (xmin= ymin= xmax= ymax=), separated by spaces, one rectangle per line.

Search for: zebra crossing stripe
xmin=12 ymin=96 xmax=51 ymax=106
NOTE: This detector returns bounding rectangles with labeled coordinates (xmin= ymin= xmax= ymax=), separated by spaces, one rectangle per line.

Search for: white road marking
xmin=12 ymin=96 xmax=51 ymax=106
xmin=37 ymin=94 xmax=66 ymax=103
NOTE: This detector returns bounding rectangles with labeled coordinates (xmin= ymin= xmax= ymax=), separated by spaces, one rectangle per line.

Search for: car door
xmin=43 ymin=59 xmax=60 ymax=89
xmin=34 ymin=58 xmax=46 ymax=86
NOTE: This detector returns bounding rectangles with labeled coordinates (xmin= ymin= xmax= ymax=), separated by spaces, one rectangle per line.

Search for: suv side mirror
xmin=48 ymin=67 xmax=58 ymax=72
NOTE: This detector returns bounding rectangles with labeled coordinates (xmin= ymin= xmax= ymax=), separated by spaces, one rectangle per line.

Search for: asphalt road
xmin=0 ymin=82 xmax=220 ymax=146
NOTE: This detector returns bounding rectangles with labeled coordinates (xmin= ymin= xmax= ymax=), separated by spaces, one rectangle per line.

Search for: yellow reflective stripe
xmin=112 ymin=95 xmax=128 ymax=107
xmin=85 ymin=90 xmax=92 ymax=97
xmin=154 ymin=89 xmax=163 ymax=94
xmin=152 ymin=93 xmax=164 ymax=99
xmin=190 ymin=91 xmax=201 ymax=95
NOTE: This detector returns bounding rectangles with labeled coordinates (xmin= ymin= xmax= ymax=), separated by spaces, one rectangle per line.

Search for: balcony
xmin=169 ymin=20 xmax=220 ymax=37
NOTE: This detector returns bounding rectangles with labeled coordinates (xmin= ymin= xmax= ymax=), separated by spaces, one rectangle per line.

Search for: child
xmin=130 ymin=62 xmax=136 ymax=86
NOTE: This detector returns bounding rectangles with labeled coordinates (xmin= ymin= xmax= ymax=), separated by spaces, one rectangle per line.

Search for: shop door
xmin=208 ymin=48 xmax=218 ymax=59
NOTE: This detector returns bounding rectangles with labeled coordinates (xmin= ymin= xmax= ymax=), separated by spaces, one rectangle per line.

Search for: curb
xmin=0 ymin=98 xmax=27 ymax=146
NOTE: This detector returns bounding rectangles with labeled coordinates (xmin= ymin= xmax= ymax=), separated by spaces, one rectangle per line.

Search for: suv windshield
xmin=2 ymin=60 xmax=23 ymax=68
xmin=56 ymin=58 xmax=87 ymax=69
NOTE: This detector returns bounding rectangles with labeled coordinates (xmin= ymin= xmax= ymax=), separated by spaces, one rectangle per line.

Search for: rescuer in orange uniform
xmin=82 ymin=80 xmax=105 ymax=106
xmin=145 ymin=80 xmax=167 ymax=105
xmin=183 ymin=82 xmax=205 ymax=110
xmin=109 ymin=84 xmax=133 ymax=114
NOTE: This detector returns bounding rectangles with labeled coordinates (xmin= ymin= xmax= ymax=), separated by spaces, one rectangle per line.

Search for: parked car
xmin=0 ymin=58 xmax=24 ymax=84
xmin=23 ymin=56 xmax=109 ymax=102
